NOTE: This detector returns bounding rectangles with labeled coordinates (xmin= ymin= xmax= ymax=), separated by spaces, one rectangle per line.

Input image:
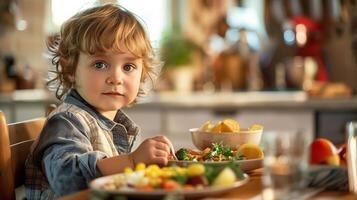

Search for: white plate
xmin=90 ymin=173 xmax=249 ymax=199
xmin=168 ymin=158 xmax=263 ymax=172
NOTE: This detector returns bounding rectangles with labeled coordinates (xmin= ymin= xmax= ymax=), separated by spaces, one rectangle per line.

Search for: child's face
xmin=74 ymin=51 xmax=143 ymax=115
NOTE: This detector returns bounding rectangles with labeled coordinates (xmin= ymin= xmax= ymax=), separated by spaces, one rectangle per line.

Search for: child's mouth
xmin=102 ymin=92 xmax=124 ymax=97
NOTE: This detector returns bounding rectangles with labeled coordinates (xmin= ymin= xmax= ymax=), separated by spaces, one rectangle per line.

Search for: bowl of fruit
xmin=190 ymin=119 xmax=263 ymax=150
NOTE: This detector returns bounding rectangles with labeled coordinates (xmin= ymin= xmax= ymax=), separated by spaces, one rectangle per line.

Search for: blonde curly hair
xmin=47 ymin=4 xmax=161 ymax=101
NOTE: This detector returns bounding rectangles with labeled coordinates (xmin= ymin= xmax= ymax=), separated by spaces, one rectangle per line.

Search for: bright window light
xmin=51 ymin=0 xmax=168 ymax=48
xmin=51 ymin=0 xmax=97 ymax=28
xmin=118 ymin=0 xmax=169 ymax=47
xmin=227 ymin=7 xmax=259 ymax=31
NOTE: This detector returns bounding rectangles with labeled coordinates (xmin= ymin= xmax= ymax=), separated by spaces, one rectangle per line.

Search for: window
xmin=118 ymin=0 xmax=169 ymax=47
xmin=49 ymin=0 xmax=169 ymax=48
xmin=50 ymin=0 xmax=98 ymax=31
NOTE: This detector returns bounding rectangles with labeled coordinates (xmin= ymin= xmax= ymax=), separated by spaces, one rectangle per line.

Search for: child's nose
xmin=106 ymin=70 xmax=124 ymax=85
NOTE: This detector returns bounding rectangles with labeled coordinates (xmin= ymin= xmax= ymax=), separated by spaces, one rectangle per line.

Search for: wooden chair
xmin=0 ymin=104 xmax=56 ymax=200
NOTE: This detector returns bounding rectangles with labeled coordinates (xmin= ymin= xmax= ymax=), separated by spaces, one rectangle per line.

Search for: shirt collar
xmin=64 ymin=89 xmax=139 ymax=134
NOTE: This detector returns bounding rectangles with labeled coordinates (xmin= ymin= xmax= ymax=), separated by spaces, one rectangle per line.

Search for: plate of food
xmin=91 ymin=162 xmax=249 ymax=199
xmin=168 ymin=143 xmax=264 ymax=172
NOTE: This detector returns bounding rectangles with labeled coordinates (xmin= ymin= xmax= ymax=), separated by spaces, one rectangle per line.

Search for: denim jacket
xmin=25 ymin=90 xmax=139 ymax=199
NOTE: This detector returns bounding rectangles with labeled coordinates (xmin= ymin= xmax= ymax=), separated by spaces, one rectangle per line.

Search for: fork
xmin=169 ymin=143 xmax=178 ymax=160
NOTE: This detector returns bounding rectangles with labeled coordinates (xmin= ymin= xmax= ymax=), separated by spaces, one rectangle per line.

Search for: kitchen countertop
xmin=1 ymin=89 xmax=357 ymax=110
xmin=141 ymin=91 xmax=357 ymax=110
xmin=0 ymin=89 xmax=58 ymax=103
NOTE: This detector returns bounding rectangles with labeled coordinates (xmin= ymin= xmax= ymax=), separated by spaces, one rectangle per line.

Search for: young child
xmin=25 ymin=4 xmax=174 ymax=199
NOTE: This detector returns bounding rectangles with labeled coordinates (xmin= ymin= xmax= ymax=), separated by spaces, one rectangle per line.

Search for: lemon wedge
xmin=221 ymin=121 xmax=235 ymax=132
xmin=200 ymin=121 xmax=213 ymax=132
xmin=211 ymin=121 xmax=223 ymax=133
xmin=212 ymin=167 xmax=237 ymax=186
xmin=237 ymin=143 xmax=264 ymax=159
xmin=222 ymin=118 xmax=240 ymax=132
xmin=249 ymin=124 xmax=264 ymax=131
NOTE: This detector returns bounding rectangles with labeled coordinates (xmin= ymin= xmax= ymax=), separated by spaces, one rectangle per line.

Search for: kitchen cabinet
xmin=123 ymin=109 xmax=163 ymax=150
xmin=316 ymin=111 xmax=357 ymax=145
xmin=0 ymin=104 xmax=13 ymax=123
xmin=165 ymin=109 xmax=314 ymax=135
xmin=0 ymin=89 xmax=57 ymax=123
xmin=0 ymin=102 xmax=54 ymax=123
xmin=126 ymin=107 xmax=314 ymax=149
xmin=14 ymin=102 xmax=51 ymax=121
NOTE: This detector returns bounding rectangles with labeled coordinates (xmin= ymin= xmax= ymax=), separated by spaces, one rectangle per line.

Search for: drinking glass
xmin=262 ymin=130 xmax=312 ymax=200
xmin=347 ymin=122 xmax=357 ymax=193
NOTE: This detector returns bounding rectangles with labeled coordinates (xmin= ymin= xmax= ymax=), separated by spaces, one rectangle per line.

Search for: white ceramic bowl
xmin=190 ymin=128 xmax=263 ymax=150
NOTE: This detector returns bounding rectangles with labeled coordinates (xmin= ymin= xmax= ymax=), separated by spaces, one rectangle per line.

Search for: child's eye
xmin=123 ymin=64 xmax=135 ymax=72
xmin=93 ymin=62 xmax=108 ymax=70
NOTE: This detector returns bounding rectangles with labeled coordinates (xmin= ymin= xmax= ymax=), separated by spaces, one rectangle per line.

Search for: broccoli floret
xmin=175 ymin=148 xmax=190 ymax=160
xmin=211 ymin=143 xmax=233 ymax=157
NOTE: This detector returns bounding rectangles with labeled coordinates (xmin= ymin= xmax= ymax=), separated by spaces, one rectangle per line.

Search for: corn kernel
xmin=147 ymin=164 xmax=160 ymax=171
xmin=124 ymin=167 xmax=133 ymax=174
xmin=149 ymin=177 xmax=162 ymax=187
xmin=145 ymin=170 xmax=160 ymax=178
xmin=135 ymin=162 xmax=146 ymax=171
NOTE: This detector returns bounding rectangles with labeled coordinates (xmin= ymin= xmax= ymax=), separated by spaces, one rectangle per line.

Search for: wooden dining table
xmin=59 ymin=168 xmax=357 ymax=200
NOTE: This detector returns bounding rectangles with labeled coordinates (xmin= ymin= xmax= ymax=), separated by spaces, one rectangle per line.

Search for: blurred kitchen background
xmin=1 ymin=0 xmax=357 ymax=149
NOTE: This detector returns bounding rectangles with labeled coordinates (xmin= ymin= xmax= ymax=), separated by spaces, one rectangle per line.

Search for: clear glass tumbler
xmin=262 ymin=130 xmax=312 ymax=200
xmin=347 ymin=122 xmax=357 ymax=193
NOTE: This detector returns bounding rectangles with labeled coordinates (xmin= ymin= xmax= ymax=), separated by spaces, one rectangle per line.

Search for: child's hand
xmin=130 ymin=135 xmax=173 ymax=166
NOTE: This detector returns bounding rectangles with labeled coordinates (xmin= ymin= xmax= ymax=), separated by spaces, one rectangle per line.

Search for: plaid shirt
xmin=25 ymin=90 xmax=139 ymax=199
